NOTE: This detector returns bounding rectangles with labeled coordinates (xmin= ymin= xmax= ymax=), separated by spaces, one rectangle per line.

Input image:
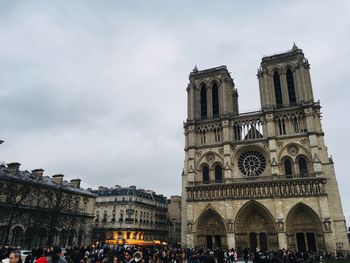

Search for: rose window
xmin=238 ymin=150 xmax=266 ymax=176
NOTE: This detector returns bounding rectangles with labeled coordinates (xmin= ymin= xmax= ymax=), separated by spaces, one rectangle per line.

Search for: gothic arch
xmin=277 ymin=143 xmax=311 ymax=162
xmin=11 ymin=225 xmax=24 ymax=247
xmin=196 ymin=151 xmax=224 ymax=171
xmin=194 ymin=206 xmax=227 ymax=249
xmin=296 ymin=154 xmax=311 ymax=176
xmin=285 ymin=203 xmax=325 ymax=251
xmin=267 ymin=66 xmax=282 ymax=76
xmin=235 ymin=200 xmax=278 ymax=251
xmin=209 ymin=78 xmax=221 ymax=87
xmin=281 ymin=64 xmax=296 ymax=74
xmin=273 ymin=71 xmax=283 ymax=107
xmin=212 ymin=162 xmax=224 ymax=183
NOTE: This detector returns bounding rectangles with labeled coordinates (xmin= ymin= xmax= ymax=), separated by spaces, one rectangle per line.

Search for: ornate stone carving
xmin=271 ymin=158 xmax=279 ymax=167
xmin=276 ymin=219 xmax=285 ymax=232
xmin=218 ymin=148 xmax=224 ymax=155
xmin=187 ymin=220 xmax=194 ymax=233
xmin=231 ymin=146 xmax=237 ymax=152
xmin=278 ymin=142 xmax=284 ymax=148
xmin=206 ymin=153 xmax=215 ymax=163
xmin=195 ymin=151 xmax=202 ymax=157
xmin=322 ymin=218 xmax=332 ymax=232
xmin=226 ymin=219 xmax=234 ymax=232
xmin=224 ymin=162 xmax=232 ymax=170
xmin=287 ymin=145 xmax=299 ymax=156
xmin=300 ymin=139 xmax=308 ymax=145
xmin=313 ymin=153 xmax=321 ymax=163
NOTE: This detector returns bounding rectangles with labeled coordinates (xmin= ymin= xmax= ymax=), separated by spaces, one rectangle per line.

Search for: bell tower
xmin=186 ymin=65 xmax=238 ymax=121
xmin=257 ymin=43 xmax=314 ymax=110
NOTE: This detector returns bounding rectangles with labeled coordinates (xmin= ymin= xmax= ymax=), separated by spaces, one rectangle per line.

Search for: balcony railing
xmin=186 ymin=173 xmax=326 ymax=201
xmin=187 ymin=173 xmax=319 ymax=186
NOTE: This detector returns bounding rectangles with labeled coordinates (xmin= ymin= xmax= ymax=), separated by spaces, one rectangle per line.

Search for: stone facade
xmin=167 ymin=195 xmax=181 ymax=246
xmin=92 ymin=185 xmax=168 ymax=244
xmin=181 ymin=45 xmax=350 ymax=253
xmin=0 ymin=162 xmax=96 ymax=248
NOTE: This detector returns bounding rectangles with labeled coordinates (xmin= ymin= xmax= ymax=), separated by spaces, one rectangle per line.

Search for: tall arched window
xmin=214 ymin=164 xmax=223 ymax=183
xmin=274 ymin=72 xmax=283 ymax=107
xmin=284 ymin=158 xmax=293 ymax=177
xmin=287 ymin=69 xmax=296 ymax=105
xmin=298 ymin=157 xmax=308 ymax=177
xmin=202 ymin=165 xmax=210 ymax=183
xmin=212 ymin=82 xmax=219 ymax=117
xmin=200 ymin=84 xmax=207 ymax=119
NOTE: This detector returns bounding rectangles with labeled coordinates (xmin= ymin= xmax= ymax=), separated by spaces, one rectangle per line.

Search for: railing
xmin=187 ymin=173 xmax=319 ymax=186
xmin=186 ymin=173 xmax=326 ymax=201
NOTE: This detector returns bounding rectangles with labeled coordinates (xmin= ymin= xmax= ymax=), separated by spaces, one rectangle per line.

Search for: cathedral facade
xmin=181 ymin=45 xmax=349 ymax=253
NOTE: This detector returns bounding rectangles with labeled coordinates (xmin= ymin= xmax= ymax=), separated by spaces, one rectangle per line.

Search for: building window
xmin=298 ymin=157 xmax=308 ymax=177
xmin=287 ymin=69 xmax=296 ymax=105
xmin=202 ymin=165 xmax=210 ymax=183
xmin=284 ymin=158 xmax=293 ymax=177
xmin=212 ymin=82 xmax=219 ymax=117
xmin=238 ymin=150 xmax=266 ymax=176
xmin=200 ymin=130 xmax=206 ymax=144
xmin=200 ymin=84 xmax=207 ymax=119
xmin=274 ymin=72 xmax=283 ymax=107
xmin=214 ymin=164 xmax=223 ymax=183
xmin=278 ymin=119 xmax=286 ymax=135
xmin=214 ymin=128 xmax=221 ymax=142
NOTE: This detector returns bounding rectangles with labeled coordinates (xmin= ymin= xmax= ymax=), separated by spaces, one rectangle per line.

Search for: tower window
xmin=284 ymin=158 xmax=293 ymax=177
xmin=202 ymin=165 xmax=209 ymax=183
xmin=287 ymin=69 xmax=296 ymax=105
xmin=214 ymin=164 xmax=223 ymax=183
xmin=200 ymin=84 xmax=207 ymax=119
xmin=274 ymin=72 xmax=283 ymax=107
xmin=298 ymin=157 xmax=308 ymax=177
xmin=214 ymin=128 xmax=221 ymax=142
xmin=212 ymin=83 xmax=219 ymax=117
xmin=278 ymin=119 xmax=286 ymax=135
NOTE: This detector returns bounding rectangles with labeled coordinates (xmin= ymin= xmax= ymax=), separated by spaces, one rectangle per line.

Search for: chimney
xmin=52 ymin=174 xmax=64 ymax=185
xmin=7 ymin=162 xmax=21 ymax=173
xmin=70 ymin=179 xmax=81 ymax=189
xmin=32 ymin=169 xmax=44 ymax=179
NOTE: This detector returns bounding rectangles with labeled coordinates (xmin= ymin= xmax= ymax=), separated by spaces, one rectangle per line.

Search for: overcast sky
xmin=0 ymin=1 xmax=349 ymax=221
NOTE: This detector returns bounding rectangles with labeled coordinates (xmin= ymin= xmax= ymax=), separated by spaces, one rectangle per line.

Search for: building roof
xmin=93 ymin=185 xmax=167 ymax=204
xmin=0 ymin=164 xmax=96 ymax=197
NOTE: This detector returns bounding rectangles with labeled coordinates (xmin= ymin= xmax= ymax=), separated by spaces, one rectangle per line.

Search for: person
xmin=243 ymin=248 xmax=249 ymax=263
xmin=47 ymin=247 xmax=67 ymax=263
xmin=9 ymin=251 xmax=22 ymax=263
xmin=123 ymin=251 xmax=134 ymax=263
xmin=35 ymin=248 xmax=48 ymax=263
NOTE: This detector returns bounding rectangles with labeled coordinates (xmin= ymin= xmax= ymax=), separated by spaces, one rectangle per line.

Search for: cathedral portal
xmin=195 ymin=208 xmax=227 ymax=249
xmin=286 ymin=203 xmax=325 ymax=252
xmin=235 ymin=201 xmax=278 ymax=251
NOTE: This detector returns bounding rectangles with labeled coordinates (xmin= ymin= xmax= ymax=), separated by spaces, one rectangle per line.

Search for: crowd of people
xmin=0 ymin=244 xmax=348 ymax=263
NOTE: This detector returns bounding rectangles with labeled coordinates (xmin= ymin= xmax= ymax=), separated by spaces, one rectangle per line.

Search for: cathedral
xmin=181 ymin=44 xmax=349 ymax=253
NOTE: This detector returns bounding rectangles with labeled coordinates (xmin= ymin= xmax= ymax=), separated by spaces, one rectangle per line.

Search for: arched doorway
xmin=235 ymin=201 xmax=278 ymax=251
xmin=195 ymin=208 xmax=227 ymax=249
xmin=11 ymin=226 xmax=23 ymax=247
xmin=286 ymin=203 xmax=325 ymax=252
